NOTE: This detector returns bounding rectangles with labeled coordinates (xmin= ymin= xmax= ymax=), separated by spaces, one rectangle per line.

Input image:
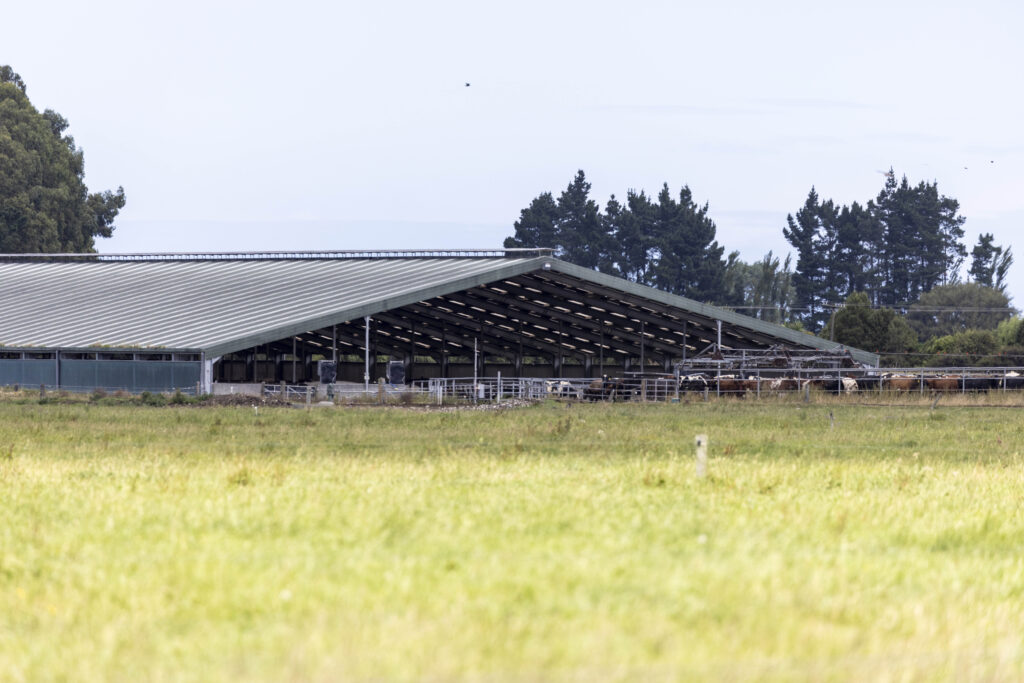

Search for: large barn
xmin=0 ymin=250 xmax=878 ymax=393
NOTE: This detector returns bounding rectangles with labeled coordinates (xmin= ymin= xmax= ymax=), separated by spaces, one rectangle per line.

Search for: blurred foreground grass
xmin=2 ymin=398 xmax=1024 ymax=681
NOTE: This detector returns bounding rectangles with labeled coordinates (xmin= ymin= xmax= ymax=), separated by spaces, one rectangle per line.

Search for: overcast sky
xmin=7 ymin=0 xmax=1024 ymax=301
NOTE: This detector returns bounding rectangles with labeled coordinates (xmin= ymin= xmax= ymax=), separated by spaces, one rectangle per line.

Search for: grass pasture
xmin=2 ymin=395 xmax=1024 ymax=681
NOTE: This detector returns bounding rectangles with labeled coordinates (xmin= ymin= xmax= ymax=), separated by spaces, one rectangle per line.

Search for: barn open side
xmin=0 ymin=250 xmax=878 ymax=394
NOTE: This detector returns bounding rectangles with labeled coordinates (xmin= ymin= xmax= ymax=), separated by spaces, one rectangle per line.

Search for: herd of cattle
xmin=545 ymin=372 xmax=1024 ymax=401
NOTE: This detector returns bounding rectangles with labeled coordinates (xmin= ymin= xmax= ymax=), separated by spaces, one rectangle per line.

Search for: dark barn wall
xmin=0 ymin=355 xmax=201 ymax=393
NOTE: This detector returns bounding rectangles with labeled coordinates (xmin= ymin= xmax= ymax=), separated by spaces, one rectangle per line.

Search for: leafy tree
xmin=722 ymin=250 xmax=795 ymax=322
xmin=906 ymin=282 xmax=1013 ymax=340
xmin=925 ymin=329 xmax=999 ymax=367
xmin=995 ymin=316 xmax=1024 ymax=346
xmin=823 ymin=291 xmax=917 ymax=357
xmin=0 ymin=65 xmax=125 ymax=252
xmin=969 ymin=233 xmax=1013 ymax=293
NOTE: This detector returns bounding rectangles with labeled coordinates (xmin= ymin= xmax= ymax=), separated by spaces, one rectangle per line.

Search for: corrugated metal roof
xmin=0 ymin=253 xmax=880 ymax=365
xmin=0 ymin=257 xmax=547 ymax=355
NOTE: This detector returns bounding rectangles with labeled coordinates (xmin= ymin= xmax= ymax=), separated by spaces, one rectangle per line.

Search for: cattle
xmin=1002 ymin=372 xmax=1024 ymax=391
xmin=883 ymin=375 xmax=919 ymax=392
xmin=546 ymin=380 xmax=582 ymax=399
xmin=925 ymin=376 xmax=961 ymax=392
xmin=678 ymin=374 xmax=710 ymax=394
xmin=716 ymin=377 xmax=759 ymax=396
xmin=768 ymin=378 xmax=800 ymax=392
xmin=583 ymin=377 xmax=637 ymax=402
xmin=856 ymin=376 xmax=882 ymax=391
xmin=963 ymin=377 xmax=997 ymax=392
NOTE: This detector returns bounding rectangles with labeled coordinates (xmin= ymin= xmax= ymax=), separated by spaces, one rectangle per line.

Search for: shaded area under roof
xmin=0 ymin=252 xmax=879 ymax=366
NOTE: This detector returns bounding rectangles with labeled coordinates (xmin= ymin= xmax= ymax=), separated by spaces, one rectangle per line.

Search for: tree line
xmin=505 ymin=170 xmax=1017 ymax=365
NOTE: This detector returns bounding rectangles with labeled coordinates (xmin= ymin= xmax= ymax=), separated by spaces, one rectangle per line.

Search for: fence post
xmin=695 ymin=434 xmax=708 ymax=478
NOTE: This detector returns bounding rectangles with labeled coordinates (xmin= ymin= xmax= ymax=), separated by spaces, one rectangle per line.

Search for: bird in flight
xmin=465 ymin=82 xmax=471 ymax=87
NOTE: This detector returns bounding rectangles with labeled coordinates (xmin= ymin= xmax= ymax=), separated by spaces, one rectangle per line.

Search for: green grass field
xmin=2 ymin=396 xmax=1024 ymax=681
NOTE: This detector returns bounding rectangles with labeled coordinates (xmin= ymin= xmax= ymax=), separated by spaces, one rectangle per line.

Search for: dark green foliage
xmin=969 ymin=233 xmax=1013 ymax=293
xmin=824 ymin=292 xmax=918 ymax=356
xmin=646 ymin=184 xmax=726 ymax=302
xmin=782 ymin=188 xmax=839 ymax=329
xmin=925 ymin=330 xmax=999 ymax=367
xmin=505 ymin=171 xmax=613 ymax=273
xmin=784 ymin=172 xmax=974 ymax=331
xmin=506 ymin=172 xmax=727 ymax=301
xmin=721 ymin=250 xmax=795 ymax=323
xmin=874 ymin=174 xmax=966 ymax=307
xmin=906 ymin=283 xmax=1013 ymax=339
xmin=0 ymin=65 xmax=125 ymax=253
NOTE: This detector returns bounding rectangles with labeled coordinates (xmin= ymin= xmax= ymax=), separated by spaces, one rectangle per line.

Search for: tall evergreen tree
xmin=504 ymin=171 xmax=612 ymax=272
xmin=617 ymin=189 xmax=658 ymax=283
xmin=783 ymin=188 xmax=835 ymax=329
xmin=873 ymin=174 xmax=966 ymax=306
xmin=647 ymin=184 xmax=726 ymax=301
xmin=503 ymin=192 xmax=559 ymax=251
xmin=553 ymin=170 xmax=609 ymax=271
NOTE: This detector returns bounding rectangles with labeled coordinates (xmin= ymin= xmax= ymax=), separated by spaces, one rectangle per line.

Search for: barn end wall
xmin=0 ymin=351 xmax=202 ymax=394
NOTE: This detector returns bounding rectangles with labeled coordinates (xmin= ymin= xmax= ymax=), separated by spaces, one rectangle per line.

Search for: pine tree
xmin=646 ymin=184 xmax=726 ymax=301
xmin=553 ymin=170 xmax=609 ymax=271
xmin=503 ymin=192 xmax=559 ymax=251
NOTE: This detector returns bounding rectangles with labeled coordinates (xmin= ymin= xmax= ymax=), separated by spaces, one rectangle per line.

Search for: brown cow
xmin=926 ymin=376 xmax=961 ymax=392
xmin=883 ymin=376 xmax=919 ymax=391
xmin=716 ymin=377 xmax=759 ymax=396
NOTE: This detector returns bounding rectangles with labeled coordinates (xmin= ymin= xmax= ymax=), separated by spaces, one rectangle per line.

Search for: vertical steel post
xmin=682 ymin=319 xmax=688 ymax=367
xmin=640 ymin=320 xmax=645 ymax=375
xmin=364 ymin=316 xmax=371 ymax=392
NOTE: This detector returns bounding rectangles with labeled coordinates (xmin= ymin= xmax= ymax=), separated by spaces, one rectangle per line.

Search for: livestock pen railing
xmin=251 ymin=366 xmax=1024 ymax=406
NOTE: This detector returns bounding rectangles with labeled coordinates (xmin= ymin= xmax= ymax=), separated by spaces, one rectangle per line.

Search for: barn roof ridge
xmin=0 ymin=248 xmax=554 ymax=262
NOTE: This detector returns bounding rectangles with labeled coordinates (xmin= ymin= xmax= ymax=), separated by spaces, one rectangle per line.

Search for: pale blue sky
xmin=7 ymin=0 xmax=1024 ymax=301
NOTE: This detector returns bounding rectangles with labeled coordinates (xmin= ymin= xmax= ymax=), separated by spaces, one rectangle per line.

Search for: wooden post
xmin=695 ymin=434 xmax=708 ymax=478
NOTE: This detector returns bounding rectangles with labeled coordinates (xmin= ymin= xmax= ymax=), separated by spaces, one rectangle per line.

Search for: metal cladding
xmin=0 ymin=251 xmax=880 ymax=365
